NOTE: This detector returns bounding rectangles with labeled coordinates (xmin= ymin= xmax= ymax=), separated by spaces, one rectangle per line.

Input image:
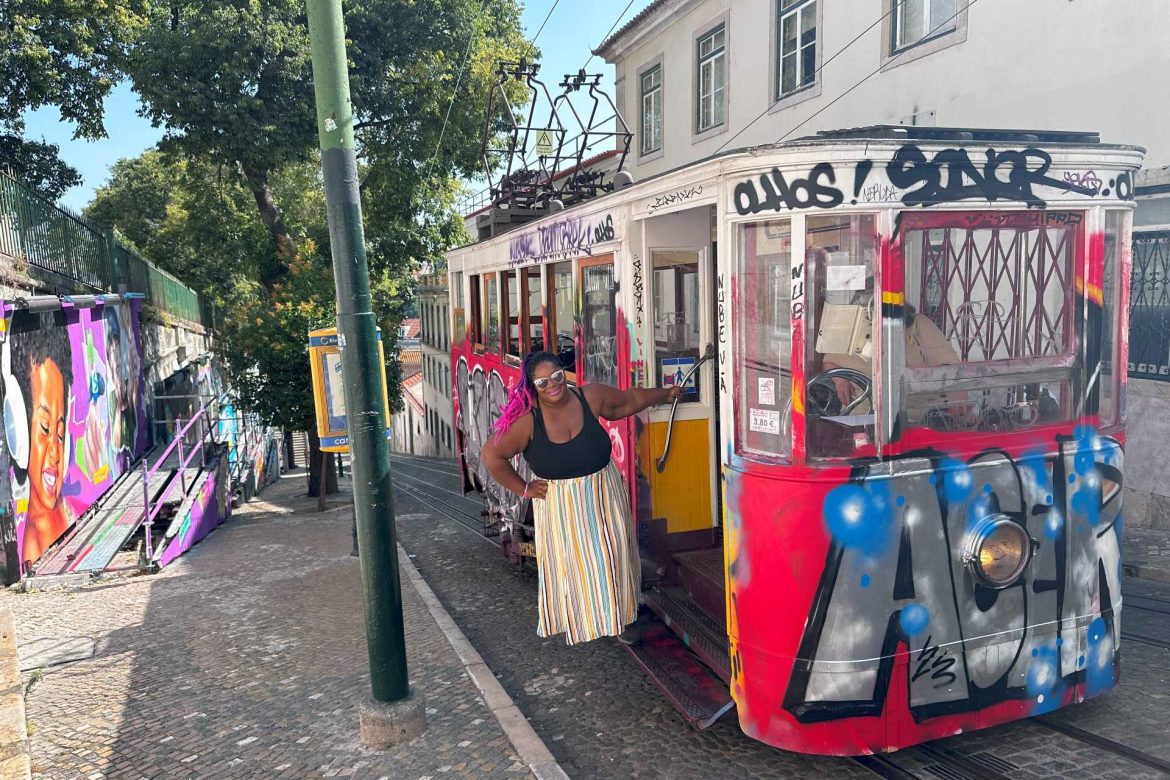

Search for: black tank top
xmin=524 ymin=389 xmax=612 ymax=479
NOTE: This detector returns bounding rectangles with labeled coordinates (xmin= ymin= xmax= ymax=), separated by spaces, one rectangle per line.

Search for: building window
xmin=893 ymin=0 xmax=957 ymax=51
xmin=777 ymin=0 xmax=816 ymax=99
xmin=640 ymin=65 xmax=662 ymax=155
xmin=696 ymin=25 xmax=725 ymax=133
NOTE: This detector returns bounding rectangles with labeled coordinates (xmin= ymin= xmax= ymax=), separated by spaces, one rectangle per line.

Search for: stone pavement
xmin=2 ymin=468 xmax=551 ymax=779
xmin=1123 ymin=526 xmax=1170 ymax=583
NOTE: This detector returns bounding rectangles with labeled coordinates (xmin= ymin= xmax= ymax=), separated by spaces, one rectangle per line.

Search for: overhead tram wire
xmin=772 ymin=0 xmax=986 ymax=146
xmin=531 ymin=0 xmax=561 ymax=44
xmin=713 ymin=2 xmax=900 ymax=155
xmin=428 ymin=0 xmax=491 ymax=177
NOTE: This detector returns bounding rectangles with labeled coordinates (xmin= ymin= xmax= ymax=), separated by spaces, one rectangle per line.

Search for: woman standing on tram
xmin=482 ymin=351 xmax=683 ymax=645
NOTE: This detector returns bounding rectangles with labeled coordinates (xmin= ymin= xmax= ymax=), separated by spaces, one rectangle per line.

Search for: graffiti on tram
xmin=731 ymin=143 xmax=1136 ymax=216
xmin=453 ymin=355 xmax=532 ymax=526
xmin=782 ymin=427 xmax=1121 ymax=722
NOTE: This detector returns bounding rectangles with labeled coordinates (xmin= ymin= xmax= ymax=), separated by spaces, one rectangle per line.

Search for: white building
xmin=589 ymin=0 xmax=1170 ymax=543
xmin=418 ymin=271 xmax=455 ymax=458
xmin=597 ymin=0 xmax=1168 ymax=174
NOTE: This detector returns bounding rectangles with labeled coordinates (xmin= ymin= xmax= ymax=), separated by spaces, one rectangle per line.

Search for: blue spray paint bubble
xmin=1085 ymin=617 xmax=1115 ymax=697
xmin=1020 ymin=450 xmax=1053 ymax=496
xmin=1073 ymin=425 xmax=1100 ymax=475
xmin=1026 ymin=644 xmax=1064 ymax=714
xmin=1046 ymin=494 xmax=1053 ymax=504
xmin=896 ymin=495 xmax=906 ymax=506
xmin=941 ymin=459 xmax=976 ymax=503
xmin=1056 ymin=637 xmax=1063 ymax=647
xmin=984 ymin=484 xmax=993 ymax=494
xmin=1071 ymin=488 xmax=1101 ymax=526
xmin=899 ymin=604 xmax=930 ymax=636
xmin=823 ymin=482 xmax=894 ymax=555
xmin=1078 ymin=655 xmax=1086 ymax=668
xmin=860 ymin=574 xmax=871 ymax=588
xmin=1068 ymin=474 xmax=1077 ymax=484
xmin=1044 ymin=509 xmax=1064 ymax=539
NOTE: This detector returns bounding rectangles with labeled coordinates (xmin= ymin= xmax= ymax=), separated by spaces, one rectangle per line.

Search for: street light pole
xmin=304 ymin=0 xmax=425 ymax=747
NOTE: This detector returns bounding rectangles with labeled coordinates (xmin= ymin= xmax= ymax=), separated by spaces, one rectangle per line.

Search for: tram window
xmin=483 ymin=273 xmax=500 ymax=353
xmin=901 ymin=211 xmax=1077 ymax=433
xmin=581 ymin=258 xmax=618 ymax=387
xmin=806 ymin=214 xmax=879 ymax=458
xmin=1100 ymin=210 xmax=1128 ymax=429
xmin=652 ymin=250 xmax=701 ymax=401
xmin=524 ymin=267 xmax=544 ymax=352
xmin=503 ymin=270 xmax=521 ymax=358
xmin=468 ymin=274 xmax=481 ymax=344
xmin=549 ymin=261 xmax=576 ymax=372
xmin=737 ymin=219 xmax=792 ymax=459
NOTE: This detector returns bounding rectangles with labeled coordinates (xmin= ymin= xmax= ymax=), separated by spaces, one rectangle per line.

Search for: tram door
xmin=641 ymin=246 xmax=719 ymax=550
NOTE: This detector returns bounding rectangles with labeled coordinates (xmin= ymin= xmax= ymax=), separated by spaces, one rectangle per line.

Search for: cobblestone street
xmin=4 ymin=470 xmax=533 ymax=779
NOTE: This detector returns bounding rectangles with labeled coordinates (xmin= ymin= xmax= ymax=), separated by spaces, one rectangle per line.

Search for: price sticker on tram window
xmin=827 ymin=264 xmax=867 ymax=291
xmin=749 ymin=407 xmax=781 ymax=435
xmin=758 ymin=377 xmax=776 ymax=406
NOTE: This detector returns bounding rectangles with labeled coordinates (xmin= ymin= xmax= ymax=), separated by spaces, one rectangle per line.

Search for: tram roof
xmin=448 ymin=125 xmax=1144 ymax=255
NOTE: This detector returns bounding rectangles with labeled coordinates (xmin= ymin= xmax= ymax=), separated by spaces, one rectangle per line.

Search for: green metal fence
xmin=0 ymin=170 xmax=205 ymax=325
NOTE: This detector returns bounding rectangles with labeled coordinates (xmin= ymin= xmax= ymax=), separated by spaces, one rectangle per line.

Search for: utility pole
xmin=304 ymin=0 xmax=425 ymax=747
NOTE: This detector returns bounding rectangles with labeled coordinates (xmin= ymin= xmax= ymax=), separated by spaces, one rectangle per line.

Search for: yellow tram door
xmin=639 ymin=240 xmax=722 ymax=618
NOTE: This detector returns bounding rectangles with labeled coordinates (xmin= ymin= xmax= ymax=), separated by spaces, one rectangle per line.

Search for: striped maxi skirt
xmin=533 ymin=461 xmax=641 ymax=645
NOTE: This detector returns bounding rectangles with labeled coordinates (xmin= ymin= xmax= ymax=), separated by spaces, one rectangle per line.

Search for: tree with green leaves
xmin=0 ymin=0 xmax=146 ymax=198
xmin=126 ymin=0 xmax=533 ymax=276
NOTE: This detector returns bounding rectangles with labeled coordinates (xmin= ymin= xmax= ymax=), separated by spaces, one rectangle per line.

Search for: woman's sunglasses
xmin=533 ymin=370 xmax=566 ymax=390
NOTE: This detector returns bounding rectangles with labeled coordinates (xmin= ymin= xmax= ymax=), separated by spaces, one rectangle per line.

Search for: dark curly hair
xmin=491 ymin=350 xmax=560 ymax=440
xmin=8 ymin=310 xmax=74 ymax=408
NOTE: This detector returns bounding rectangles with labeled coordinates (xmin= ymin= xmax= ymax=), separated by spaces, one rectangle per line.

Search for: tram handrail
xmin=656 ymin=343 xmax=716 ymax=474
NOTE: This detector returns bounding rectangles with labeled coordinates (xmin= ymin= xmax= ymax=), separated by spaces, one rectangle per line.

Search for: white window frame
xmin=893 ymin=0 xmax=956 ymax=51
xmin=695 ymin=23 xmax=726 ymax=135
xmin=882 ymin=0 xmax=968 ymax=70
xmin=639 ymin=62 xmax=664 ymax=158
xmin=776 ymin=0 xmax=818 ymax=101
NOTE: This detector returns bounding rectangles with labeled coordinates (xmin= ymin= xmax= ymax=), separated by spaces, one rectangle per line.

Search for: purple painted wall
xmin=156 ymin=451 xmax=230 ymax=568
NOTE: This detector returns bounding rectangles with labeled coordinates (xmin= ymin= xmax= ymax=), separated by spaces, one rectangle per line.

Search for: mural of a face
xmin=21 ymin=350 xmax=71 ymax=565
xmin=27 ymin=358 xmax=67 ymax=512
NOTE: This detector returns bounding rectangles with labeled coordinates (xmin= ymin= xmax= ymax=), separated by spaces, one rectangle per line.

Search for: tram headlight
xmin=962 ymin=515 xmax=1033 ymax=589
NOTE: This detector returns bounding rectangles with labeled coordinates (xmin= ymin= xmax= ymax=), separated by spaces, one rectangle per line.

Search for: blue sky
xmin=21 ymin=0 xmax=643 ymax=213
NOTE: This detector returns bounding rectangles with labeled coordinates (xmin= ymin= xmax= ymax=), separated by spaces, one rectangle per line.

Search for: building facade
xmin=417 ymin=272 xmax=455 ymax=458
xmin=593 ymin=0 xmax=1170 ymax=540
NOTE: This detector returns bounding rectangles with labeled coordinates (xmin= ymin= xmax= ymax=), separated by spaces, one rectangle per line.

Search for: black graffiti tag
xmin=887 ymin=145 xmax=1100 ymax=208
xmin=733 ymin=162 xmax=845 ymax=216
xmin=593 ymin=214 xmax=615 ymax=243
xmin=912 ymin=635 xmax=958 ymax=688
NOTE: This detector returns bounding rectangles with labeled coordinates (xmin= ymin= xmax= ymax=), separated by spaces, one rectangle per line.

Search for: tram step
xmin=622 ymin=621 xmax=735 ymax=731
xmin=643 ymin=586 xmax=732 ymax=683
xmin=671 ymin=548 xmax=727 ymax=624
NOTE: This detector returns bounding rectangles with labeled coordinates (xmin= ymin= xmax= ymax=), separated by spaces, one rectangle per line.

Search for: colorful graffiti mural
xmin=1 ymin=303 xmax=147 ymax=574
xmin=156 ymin=449 xmax=230 ymax=567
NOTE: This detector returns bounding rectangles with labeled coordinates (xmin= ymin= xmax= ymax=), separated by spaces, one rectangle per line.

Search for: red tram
xmin=446 ymin=126 xmax=1142 ymax=754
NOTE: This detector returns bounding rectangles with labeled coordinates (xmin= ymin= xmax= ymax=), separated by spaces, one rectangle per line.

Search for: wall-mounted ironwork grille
xmin=1130 ymin=231 xmax=1170 ymax=380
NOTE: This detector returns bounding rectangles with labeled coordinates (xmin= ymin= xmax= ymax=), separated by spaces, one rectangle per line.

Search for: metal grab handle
xmin=656 ymin=344 xmax=716 ymax=473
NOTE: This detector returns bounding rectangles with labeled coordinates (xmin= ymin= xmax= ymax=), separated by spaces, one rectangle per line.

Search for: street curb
xmin=396 ymin=545 xmax=570 ymax=780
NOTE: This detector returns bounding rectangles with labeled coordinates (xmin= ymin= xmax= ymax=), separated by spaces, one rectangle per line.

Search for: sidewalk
xmin=1 ymin=468 xmax=561 ymax=779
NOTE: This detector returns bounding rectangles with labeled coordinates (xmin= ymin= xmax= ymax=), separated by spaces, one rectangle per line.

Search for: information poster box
xmin=308 ymin=326 xmax=393 ymax=453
